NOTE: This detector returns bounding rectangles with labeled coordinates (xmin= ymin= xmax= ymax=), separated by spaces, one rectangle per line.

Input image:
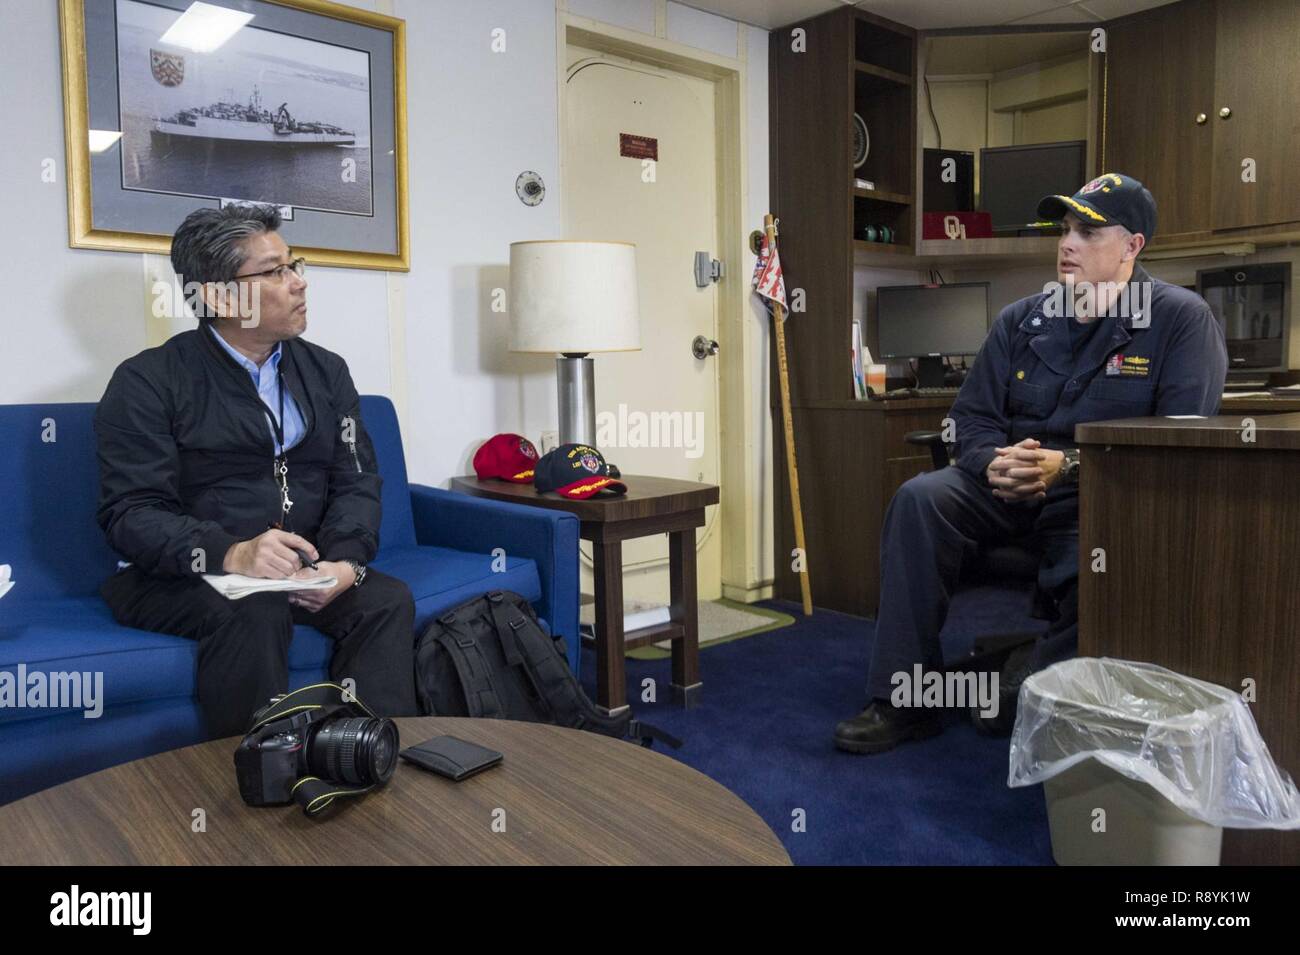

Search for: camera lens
xmin=308 ymin=716 xmax=399 ymax=786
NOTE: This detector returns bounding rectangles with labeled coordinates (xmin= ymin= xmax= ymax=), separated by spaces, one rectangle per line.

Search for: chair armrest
xmin=905 ymin=430 xmax=951 ymax=470
xmin=408 ymin=485 xmax=581 ymax=674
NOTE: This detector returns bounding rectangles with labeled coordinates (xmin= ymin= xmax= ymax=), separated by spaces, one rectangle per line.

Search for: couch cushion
xmin=289 ymin=545 xmax=543 ymax=670
xmin=0 ymin=543 xmax=542 ymax=719
xmin=0 ymin=597 xmax=339 ymax=726
xmin=0 ymin=599 xmax=195 ymax=726
xmin=0 ymin=405 xmax=122 ymax=600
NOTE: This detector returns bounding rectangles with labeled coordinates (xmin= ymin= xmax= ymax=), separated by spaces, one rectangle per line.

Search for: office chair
xmin=904 ymin=430 xmax=1044 ymax=666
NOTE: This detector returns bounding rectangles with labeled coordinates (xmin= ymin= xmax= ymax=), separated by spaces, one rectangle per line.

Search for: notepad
xmin=202 ymin=573 xmax=337 ymax=601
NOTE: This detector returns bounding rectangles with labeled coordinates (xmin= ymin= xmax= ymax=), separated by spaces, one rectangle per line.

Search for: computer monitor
xmin=1196 ymin=263 xmax=1291 ymax=374
xmin=876 ymin=282 xmax=991 ymax=387
xmin=980 ymin=141 xmax=1086 ymax=235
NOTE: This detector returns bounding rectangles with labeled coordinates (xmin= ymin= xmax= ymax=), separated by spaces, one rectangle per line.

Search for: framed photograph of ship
xmin=59 ymin=0 xmax=409 ymax=270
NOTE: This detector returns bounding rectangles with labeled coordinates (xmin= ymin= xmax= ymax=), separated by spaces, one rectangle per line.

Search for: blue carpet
xmin=580 ymin=585 xmax=1055 ymax=865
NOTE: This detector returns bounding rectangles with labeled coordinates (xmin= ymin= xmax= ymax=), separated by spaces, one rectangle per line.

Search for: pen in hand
xmin=293 ymin=547 xmax=319 ymax=571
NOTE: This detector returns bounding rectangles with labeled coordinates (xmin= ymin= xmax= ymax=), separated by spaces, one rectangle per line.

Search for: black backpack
xmin=415 ymin=590 xmax=681 ymax=749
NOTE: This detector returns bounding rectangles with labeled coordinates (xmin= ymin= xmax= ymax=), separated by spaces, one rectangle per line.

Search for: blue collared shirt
xmin=208 ymin=326 xmax=306 ymax=455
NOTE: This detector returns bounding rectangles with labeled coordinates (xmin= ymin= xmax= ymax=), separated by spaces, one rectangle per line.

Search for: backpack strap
xmin=485 ymin=593 xmax=556 ymax=720
xmin=486 ymin=593 xmax=527 ymax=668
xmin=435 ymin=612 xmax=507 ymax=720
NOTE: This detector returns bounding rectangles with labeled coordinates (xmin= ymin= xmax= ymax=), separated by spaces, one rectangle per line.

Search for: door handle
xmin=692 ymin=336 xmax=719 ymax=360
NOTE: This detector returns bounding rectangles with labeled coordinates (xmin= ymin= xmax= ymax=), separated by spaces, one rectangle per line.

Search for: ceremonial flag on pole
xmin=751 ymin=230 xmax=788 ymax=315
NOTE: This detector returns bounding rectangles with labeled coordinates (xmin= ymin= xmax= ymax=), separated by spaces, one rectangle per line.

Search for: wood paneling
xmin=1078 ymin=419 xmax=1300 ymax=865
xmin=769 ymin=7 xmax=854 ymax=405
xmin=774 ymin=399 xmax=953 ymax=616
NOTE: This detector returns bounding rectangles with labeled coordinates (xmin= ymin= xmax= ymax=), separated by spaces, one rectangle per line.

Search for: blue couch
xmin=0 ymin=396 xmax=579 ymax=804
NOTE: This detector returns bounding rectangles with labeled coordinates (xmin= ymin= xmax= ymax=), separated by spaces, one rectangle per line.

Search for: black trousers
xmin=102 ymin=565 xmax=419 ymax=738
xmin=865 ymin=465 xmax=1080 ymax=702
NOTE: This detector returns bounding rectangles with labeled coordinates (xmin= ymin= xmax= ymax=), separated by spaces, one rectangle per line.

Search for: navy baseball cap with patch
xmin=1037 ymin=172 xmax=1157 ymax=242
xmin=534 ymin=444 xmax=627 ymax=500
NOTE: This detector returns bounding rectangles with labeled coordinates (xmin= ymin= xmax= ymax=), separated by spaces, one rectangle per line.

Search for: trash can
xmin=1009 ymin=657 xmax=1300 ymax=866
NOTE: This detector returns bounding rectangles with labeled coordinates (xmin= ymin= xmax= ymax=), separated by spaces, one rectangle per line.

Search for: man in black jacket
xmin=96 ymin=205 xmax=418 ymax=739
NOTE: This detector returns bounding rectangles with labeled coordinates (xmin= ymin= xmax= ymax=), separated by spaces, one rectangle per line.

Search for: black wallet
xmin=399 ymin=736 xmax=503 ymax=781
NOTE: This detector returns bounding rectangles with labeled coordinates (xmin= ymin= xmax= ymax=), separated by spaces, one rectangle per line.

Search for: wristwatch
xmin=1061 ymin=448 xmax=1081 ymax=484
xmin=341 ymin=559 xmax=367 ymax=588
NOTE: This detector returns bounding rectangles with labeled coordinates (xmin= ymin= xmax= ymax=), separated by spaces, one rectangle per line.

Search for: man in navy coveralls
xmin=834 ymin=174 xmax=1228 ymax=753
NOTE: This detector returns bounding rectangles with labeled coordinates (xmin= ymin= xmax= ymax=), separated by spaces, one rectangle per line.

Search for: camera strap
xmin=246 ymin=682 xmax=376 ymax=733
xmin=290 ymin=775 xmax=375 ymax=817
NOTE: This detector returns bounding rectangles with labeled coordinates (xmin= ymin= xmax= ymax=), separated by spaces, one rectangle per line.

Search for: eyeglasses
xmin=234 ymin=257 xmax=306 ymax=283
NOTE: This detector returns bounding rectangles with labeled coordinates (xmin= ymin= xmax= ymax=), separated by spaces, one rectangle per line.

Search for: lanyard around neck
xmin=260 ymin=361 xmax=293 ymax=528
xmin=258 ymin=360 xmax=287 ymax=456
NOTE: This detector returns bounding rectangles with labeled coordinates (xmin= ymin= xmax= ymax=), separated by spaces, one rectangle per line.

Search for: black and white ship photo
xmin=116 ymin=0 xmax=374 ymax=215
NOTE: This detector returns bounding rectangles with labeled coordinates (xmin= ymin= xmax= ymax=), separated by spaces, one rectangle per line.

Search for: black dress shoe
xmin=833 ymin=700 xmax=943 ymax=754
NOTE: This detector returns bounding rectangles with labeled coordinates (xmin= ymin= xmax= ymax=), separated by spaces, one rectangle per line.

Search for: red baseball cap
xmin=473 ymin=433 xmax=539 ymax=483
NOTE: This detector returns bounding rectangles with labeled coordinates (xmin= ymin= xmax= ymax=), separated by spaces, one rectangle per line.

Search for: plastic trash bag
xmin=1008 ymin=657 xmax=1300 ymax=829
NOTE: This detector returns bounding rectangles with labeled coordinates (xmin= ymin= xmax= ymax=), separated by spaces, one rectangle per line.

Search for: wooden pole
xmin=765 ymin=214 xmax=813 ymax=616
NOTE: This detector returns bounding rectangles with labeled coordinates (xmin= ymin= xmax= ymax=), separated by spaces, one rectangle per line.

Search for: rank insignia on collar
xmin=1031 ymin=316 xmax=1042 ymax=326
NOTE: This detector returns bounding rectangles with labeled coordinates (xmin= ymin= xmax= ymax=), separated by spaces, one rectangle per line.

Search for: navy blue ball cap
xmin=534 ymin=444 xmax=628 ymax=499
xmin=1037 ymin=172 xmax=1157 ymax=242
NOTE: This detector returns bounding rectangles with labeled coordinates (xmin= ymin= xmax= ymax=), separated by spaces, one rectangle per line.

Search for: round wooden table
xmin=0 ymin=717 xmax=789 ymax=865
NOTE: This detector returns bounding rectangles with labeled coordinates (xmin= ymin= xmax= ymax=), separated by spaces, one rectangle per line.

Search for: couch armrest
xmin=408 ymin=485 xmax=581 ymax=674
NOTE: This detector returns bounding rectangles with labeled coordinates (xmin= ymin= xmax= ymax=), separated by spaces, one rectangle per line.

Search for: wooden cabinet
xmin=1103 ymin=0 xmax=1216 ymax=237
xmin=1104 ymin=0 xmax=1300 ymax=241
xmin=1210 ymin=0 xmax=1300 ymax=230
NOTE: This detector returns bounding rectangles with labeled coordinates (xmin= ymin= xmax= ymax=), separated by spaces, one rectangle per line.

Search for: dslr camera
xmin=234 ymin=682 xmax=399 ymax=816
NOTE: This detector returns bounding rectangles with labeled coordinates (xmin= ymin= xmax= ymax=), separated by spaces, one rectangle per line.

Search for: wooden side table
xmin=450 ymin=475 xmax=719 ymax=712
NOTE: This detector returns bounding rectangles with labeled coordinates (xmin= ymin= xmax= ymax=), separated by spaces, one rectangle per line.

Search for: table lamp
xmin=509 ymin=240 xmax=641 ymax=446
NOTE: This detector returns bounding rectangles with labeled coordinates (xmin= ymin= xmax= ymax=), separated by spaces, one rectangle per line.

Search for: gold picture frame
xmin=59 ymin=0 xmax=409 ymax=270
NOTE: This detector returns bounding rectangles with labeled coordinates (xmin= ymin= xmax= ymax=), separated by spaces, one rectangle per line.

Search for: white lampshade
xmin=509 ymin=240 xmax=641 ymax=353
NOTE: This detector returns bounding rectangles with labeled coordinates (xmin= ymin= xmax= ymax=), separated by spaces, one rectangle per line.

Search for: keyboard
xmin=869 ymin=386 xmax=961 ymax=400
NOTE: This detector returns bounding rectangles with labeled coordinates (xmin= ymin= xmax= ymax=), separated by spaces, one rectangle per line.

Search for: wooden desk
xmin=450 ymin=475 xmax=719 ymax=712
xmin=0 ymin=717 xmax=790 ymax=865
xmin=1219 ymin=394 xmax=1300 ymax=414
xmin=1076 ymin=413 xmax=1300 ymax=865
